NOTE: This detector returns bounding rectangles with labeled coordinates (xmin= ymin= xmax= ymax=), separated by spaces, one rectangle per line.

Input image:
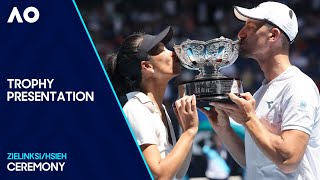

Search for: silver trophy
xmin=174 ymin=36 xmax=243 ymax=107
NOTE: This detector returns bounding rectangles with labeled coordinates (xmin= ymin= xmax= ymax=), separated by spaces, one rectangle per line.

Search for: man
xmin=201 ymin=2 xmax=320 ymax=179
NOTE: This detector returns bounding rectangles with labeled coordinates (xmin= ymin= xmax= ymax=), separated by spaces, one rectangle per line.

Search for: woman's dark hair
xmin=104 ymin=33 xmax=145 ymax=105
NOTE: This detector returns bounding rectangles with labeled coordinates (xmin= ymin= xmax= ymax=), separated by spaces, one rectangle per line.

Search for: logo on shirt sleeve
xmin=266 ymin=101 xmax=274 ymax=109
xmin=299 ymin=101 xmax=307 ymax=110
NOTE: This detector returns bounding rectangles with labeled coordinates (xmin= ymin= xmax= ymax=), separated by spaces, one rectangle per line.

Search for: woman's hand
xmin=174 ymin=95 xmax=199 ymax=134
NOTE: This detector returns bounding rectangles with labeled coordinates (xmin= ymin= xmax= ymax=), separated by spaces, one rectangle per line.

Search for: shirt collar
xmin=262 ymin=65 xmax=296 ymax=85
xmin=126 ymin=91 xmax=159 ymax=112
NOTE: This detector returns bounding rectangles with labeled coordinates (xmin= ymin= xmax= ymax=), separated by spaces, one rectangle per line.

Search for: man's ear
xmin=141 ymin=61 xmax=154 ymax=72
xmin=269 ymin=28 xmax=281 ymax=42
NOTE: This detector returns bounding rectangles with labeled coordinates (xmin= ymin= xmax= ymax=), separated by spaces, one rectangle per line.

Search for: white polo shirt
xmin=245 ymin=66 xmax=320 ymax=179
xmin=123 ymin=92 xmax=191 ymax=180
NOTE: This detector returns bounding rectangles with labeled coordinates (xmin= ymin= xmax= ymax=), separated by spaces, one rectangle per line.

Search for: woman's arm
xmin=141 ymin=129 xmax=196 ymax=180
xmin=141 ymin=95 xmax=199 ymax=180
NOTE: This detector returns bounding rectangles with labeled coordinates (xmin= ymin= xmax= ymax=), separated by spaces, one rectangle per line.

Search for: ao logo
xmin=7 ymin=7 xmax=40 ymax=23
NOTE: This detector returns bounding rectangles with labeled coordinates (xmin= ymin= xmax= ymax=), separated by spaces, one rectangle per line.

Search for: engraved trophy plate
xmin=174 ymin=36 xmax=243 ymax=107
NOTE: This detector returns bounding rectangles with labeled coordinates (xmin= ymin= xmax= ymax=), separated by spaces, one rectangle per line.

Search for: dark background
xmin=77 ymin=0 xmax=320 ymax=94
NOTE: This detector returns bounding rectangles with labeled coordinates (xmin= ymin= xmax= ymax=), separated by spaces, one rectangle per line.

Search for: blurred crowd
xmin=78 ymin=0 xmax=320 ymax=179
xmin=78 ymin=0 xmax=320 ymax=95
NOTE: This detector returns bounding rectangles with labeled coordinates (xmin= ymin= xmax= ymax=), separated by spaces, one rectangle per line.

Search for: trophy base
xmin=196 ymin=94 xmax=240 ymax=107
xmin=178 ymin=77 xmax=243 ymax=108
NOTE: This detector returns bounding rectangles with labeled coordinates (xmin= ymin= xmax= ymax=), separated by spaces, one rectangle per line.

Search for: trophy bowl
xmin=174 ymin=36 xmax=243 ymax=107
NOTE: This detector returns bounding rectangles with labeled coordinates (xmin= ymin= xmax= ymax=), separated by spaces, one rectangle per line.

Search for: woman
xmin=105 ymin=26 xmax=199 ymax=180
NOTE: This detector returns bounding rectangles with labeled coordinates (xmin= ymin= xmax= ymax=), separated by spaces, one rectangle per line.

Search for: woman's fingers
xmin=185 ymin=96 xmax=192 ymax=112
xmin=176 ymin=95 xmax=197 ymax=113
xmin=175 ymin=99 xmax=181 ymax=110
xmin=191 ymin=95 xmax=196 ymax=112
xmin=180 ymin=96 xmax=187 ymax=112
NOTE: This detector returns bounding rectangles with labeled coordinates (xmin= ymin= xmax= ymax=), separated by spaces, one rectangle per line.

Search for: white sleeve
xmin=124 ymin=103 xmax=158 ymax=146
xmin=281 ymin=82 xmax=318 ymax=135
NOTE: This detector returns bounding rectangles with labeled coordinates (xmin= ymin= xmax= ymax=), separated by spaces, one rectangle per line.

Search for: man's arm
xmin=244 ymin=116 xmax=309 ymax=173
xmin=214 ymin=125 xmax=246 ymax=167
xmin=213 ymin=92 xmax=309 ymax=173
xmin=199 ymin=107 xmax=246 ymax=167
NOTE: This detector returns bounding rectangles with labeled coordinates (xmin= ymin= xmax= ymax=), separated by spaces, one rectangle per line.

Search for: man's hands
xmin=173 ymin=92 xmax=257 ymax=136
xmin=199 ymin=106 xmax=230 ymax=129
xmin=210 ymin=92 xmax=257 ymax=125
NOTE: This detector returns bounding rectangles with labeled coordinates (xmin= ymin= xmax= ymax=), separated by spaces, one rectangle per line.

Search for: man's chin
xmin=239 ymin=49 xmax=251 ymax=58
